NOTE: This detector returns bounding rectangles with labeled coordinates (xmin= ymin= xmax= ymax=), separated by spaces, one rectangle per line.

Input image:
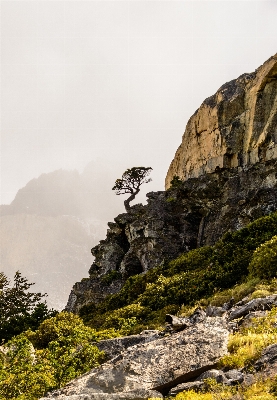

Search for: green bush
xmin=0 ymin=335 xmax=55 ymax=399
xmin=249 ymin=235 xmax=277 ymax=279
xmin=27 ymin=312 xmax=98 ymax=349
xmin=0 ymin=312 xmax=109 ymax=399
xmin=100 ymin=270 xmax=122 ymax=286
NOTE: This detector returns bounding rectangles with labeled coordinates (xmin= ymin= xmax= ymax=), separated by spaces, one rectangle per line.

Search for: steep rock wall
xmin=165 ymin=54 xmax=277 ymax=189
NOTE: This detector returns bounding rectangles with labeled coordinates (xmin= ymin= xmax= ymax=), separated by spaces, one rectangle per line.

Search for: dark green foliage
xmin=112 ymin=167 xmax=152 ymax=196
xmin=0 ymin=271 xmax=57 ymax=342
xmin=100 ymin=270 xmax=122 ymax=286
xmin=169 ymin=175 xmax=183 ymax=189
xmin=80 ymin=212 xmax=277 ymax=331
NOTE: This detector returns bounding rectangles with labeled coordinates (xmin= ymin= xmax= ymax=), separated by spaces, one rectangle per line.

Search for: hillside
xmin=0 ymin=53 xmax=276 ymax=400
xmin=2 ymin=211 xmax=277 ymax=399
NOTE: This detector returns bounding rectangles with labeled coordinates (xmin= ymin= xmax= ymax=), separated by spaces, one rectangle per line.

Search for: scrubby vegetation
xmin=0 ymin=313 xmax=116 ymax=399
xmin=80 ymin=211 xmax=277 ymax=333
xmin=3 ymin=211 xmax=277 ymax=398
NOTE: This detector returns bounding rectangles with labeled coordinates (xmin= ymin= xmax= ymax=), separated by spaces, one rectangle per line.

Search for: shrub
xmin=0 ymin=335 xmax=55 ymax=399
xmin=103 ymin=303 xmax=150 ymax=334
xmin=175 ymin=391 xmax=213 ymax=400
xmin=27 ymin=312 xmax=99 ymax=349
xmin=0 ymin=312 xmax=109 ymax=399
xmin=249 ymin=235 xmax=277 ymax=279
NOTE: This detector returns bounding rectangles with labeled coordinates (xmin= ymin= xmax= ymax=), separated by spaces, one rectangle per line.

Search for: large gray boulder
xmin=95 ymin=330 xmax=161 ymax=361
xmin=41 ymin=317 xmax=228 ymax=399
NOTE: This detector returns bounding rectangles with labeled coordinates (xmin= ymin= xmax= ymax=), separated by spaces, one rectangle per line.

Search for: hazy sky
xmin=1 ymin=0 xmax=277 ymax=205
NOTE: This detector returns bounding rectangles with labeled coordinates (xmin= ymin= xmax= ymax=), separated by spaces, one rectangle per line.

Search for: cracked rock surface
xmin=41 ymin=317 xmax=228 ymax=399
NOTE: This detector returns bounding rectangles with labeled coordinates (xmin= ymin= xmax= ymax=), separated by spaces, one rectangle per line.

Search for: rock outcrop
xmin=41 ymin=317 xmax=228 ymax=399
xmin=95 ymin=330 xmax=161 ymax=361
xmin=66 ymin=158 xmax=277 ymax=313
xmin=166 ymin=53 xmax=277 ymax=188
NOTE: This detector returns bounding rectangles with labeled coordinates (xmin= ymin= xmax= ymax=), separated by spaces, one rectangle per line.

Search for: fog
xmin=1 ymin=0 xmax=277 ymax=206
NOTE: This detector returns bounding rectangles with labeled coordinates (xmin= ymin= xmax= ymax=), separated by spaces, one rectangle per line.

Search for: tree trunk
xmin=124 ymin=189 xmax=140 ymax=212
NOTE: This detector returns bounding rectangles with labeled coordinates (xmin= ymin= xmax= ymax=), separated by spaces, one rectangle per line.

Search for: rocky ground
xmin=42 ymin=294 xmax=277 ymax=399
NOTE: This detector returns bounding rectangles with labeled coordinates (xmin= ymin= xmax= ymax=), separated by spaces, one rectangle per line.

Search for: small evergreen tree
xmin=0 ymin=271 xmax=56 ymax=342
xmin=112 ymin=167 xmax=152 ymax=212
xmin=170 ymin=175 xmax=183 ymax=189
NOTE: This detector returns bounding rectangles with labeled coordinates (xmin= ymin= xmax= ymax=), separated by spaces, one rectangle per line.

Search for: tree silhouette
xmin=112 ymin=167 xmax=152 ymax=212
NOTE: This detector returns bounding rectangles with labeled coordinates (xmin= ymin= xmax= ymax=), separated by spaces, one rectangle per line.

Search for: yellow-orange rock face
xmin=165 ymin=54 xmax=277 ymax=189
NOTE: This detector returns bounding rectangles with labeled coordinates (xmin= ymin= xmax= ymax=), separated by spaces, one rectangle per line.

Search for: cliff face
xmin=166 ymin=54 xmax=277 ymax=189
xmin=66 ymin=55 xmax=277 ymax=313
xmin=67 ymin=159 xmax=277 ymax=313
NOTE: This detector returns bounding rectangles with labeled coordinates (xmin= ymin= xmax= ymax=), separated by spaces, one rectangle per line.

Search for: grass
xmin=160 ymin=377 xmax=277 ymax=399
xmin=219 ymin=307 xmax=277 ymax=370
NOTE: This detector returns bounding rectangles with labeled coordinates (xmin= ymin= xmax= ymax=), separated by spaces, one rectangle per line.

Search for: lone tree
xmin=112 ymin=167 xmax=152 ymax=212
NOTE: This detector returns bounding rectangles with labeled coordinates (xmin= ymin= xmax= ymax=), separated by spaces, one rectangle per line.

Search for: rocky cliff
xmin=166 ymin=53 xmax=277 ymax=188
xmin=66 ymin=55 xmax=277 ymax=314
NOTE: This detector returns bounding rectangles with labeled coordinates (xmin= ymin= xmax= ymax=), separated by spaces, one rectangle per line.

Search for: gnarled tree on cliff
xmin=112 ymin=167 xmax=152 ymax=212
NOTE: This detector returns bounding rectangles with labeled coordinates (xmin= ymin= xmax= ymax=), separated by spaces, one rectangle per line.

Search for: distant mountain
xmin=1 ymin=162 xmax=124 ymax=220
xmin=0 ymin=162 xmax=125 ymax=309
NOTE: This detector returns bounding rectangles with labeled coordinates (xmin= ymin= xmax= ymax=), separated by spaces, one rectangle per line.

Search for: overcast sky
xmin=1 ymin=0 xmax=277 ymax=206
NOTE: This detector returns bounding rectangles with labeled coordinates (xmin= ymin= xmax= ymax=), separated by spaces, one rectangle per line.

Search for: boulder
xmin=198 ymin=369 xmax=228 ymax=384
xmin=239 ymin=310 xmax=267 ymax=328
xmin=168 ymin=381 xmax=204 ymax=396
xmin=165 ymin=308 xmax=206 ymax=333
xmin=206 ymin=305 xmax=226 ymax=318
xmin=228 ymin=295 xmax=277 ymax=321
xmin=224 ymin=369 xmax=244 ymax=385
xmin=41 ymin=317 xmax=228 ymax=399
xmin=95 ymin=330 xmax=161 ymax=361
xmin=168 ymin=368 xmax=245 ymax=396
xmin=42 ymin=389 xmax=163 ymax=399
xmin=254 ymin=343 xmax=277 ymax=377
